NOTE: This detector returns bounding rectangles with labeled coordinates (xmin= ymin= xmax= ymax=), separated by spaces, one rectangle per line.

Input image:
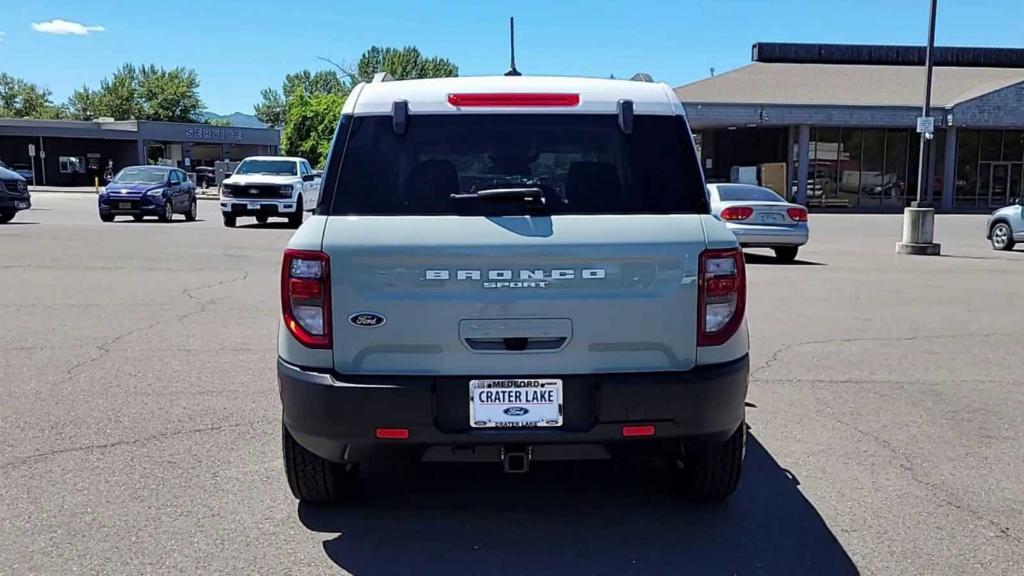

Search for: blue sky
xmin=1 ymin=0 xmax=1023 ymax=115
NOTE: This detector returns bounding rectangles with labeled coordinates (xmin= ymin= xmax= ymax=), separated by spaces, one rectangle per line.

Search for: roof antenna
xmin=505 ymin=17 xmax=522 ymax=76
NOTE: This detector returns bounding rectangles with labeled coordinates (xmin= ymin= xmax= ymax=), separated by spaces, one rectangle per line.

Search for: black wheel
xmin=0 ymin=211 xmax=17 ymax=224
xmin=185 ymin=198 xmax=198 ymax=222
xmin=288 ymin=196 xmax=304 ymax=228
xmin=675 ymin=420 xmax=745 ymax=501
xmin=200 ymin=179 xmax=209 ymax=190
xmin=133 ymin=214 xmax=144 ymax=222
xmin=256 ymin=215 xmax=269 ymax=224
xmin=773 ymin=246 xmax=799 ymax=262
xmin=223 ymin=214 xmax=236 ymax=228
xmin=282 ymin=422 xmax=357 ymax=503
xmin=99 ymin=213 xmax=115 ymax=222
xmin=159 ymin=201 xmax=173 ymax=222
xmin=990 ymin=222 xmax=1014 ymax=251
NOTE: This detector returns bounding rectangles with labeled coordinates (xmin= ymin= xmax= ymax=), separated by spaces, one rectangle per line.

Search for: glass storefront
xmin=805 ymin=127 xmax=918 ymax=209
xmin=955 ymin=129 xmax=1024 ymax=208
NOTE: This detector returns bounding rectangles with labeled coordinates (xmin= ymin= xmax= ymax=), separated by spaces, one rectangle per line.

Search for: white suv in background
xmin=219 ymin=156 xmax=321 ymax=228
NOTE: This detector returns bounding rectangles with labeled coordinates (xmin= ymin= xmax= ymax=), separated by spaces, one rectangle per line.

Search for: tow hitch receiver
xmin=502 ymin=446 xmax=532 ymax=473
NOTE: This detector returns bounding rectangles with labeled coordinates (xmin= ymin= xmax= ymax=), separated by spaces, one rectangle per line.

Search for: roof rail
xmin=630 ymin=73 xmax=654 ymax=82
xmin=372 ymin=72 xmax=395 ymax=83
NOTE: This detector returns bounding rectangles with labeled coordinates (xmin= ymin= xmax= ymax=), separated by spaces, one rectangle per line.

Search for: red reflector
xmin=787 ymin=207 xmax=808 ymax=222
xmin=622 ymin=425 xmax=656 ymax=437
xmin=705 ymin=276 xmax=737 ymax=296
xmin=720 ymin=206 xmax=753 ymax=221
xmin=448 ymin=93 xmax=580 ymax=107
xmin=288 ymin=277 xmax=322 ymax=299
xmin=375 ymin=428 xmax=410 ymax=440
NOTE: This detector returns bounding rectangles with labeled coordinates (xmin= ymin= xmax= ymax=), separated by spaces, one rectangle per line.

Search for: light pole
xmin=897 ymin=0 xmax=942 ymax=256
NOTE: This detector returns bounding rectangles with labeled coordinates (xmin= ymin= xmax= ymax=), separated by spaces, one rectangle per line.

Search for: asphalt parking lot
xmin=2 ymin=194 xmax=1022 ymax=575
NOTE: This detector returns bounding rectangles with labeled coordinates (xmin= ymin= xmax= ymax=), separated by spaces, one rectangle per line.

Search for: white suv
xmin=219 ymin=156 xmax=320 ymax=228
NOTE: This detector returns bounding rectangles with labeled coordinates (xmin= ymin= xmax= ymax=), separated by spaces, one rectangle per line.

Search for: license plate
xmin=469 ymin=379 xmax=563 ymax=428
xmin=760 ymin=212 xmax=785 ymax=224
xmin=118 ymin=202 xmax=132 ymax=209
xmin=247 ymin=201 xmax=260 ymax=209
xmin=15 ymin=201 xmax=28 ymax=209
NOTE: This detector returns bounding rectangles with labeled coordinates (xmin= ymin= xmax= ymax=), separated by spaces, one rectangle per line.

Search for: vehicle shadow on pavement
xmin=298 ymin=434 xmax=859 ymax=576
xmin=743 ymin=252 xmax=826 ymax=266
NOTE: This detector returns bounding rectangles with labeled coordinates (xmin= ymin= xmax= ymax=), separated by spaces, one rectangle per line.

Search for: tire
xmin=200 ymin=180 xmax=209 ymax=190
xmin=990 ymin=222 xmax=1014 ymax=251
xmin=99 ymin=213 xmax=115 ymax=222
xmin=773 ymin=246 xmax=799 ymax=262
xmin=159 ymin=201 xmax=173 ymax=222
xmin=288 ymin=196 xmax=304 ymax=228
xmin=185 ymin=198 xmax=197 ymax=222
xmin=282 ymin=422 xmax=357 ymax=503
xmin=0 ymin=211 xmax=16 ymax=224
xmin=256 ymin=215 xmax=269 ymax=224
xmin=676 ymin=420 xmax=745 ymax=501
xmin=223 ymin=214 xmax=236 ymax=228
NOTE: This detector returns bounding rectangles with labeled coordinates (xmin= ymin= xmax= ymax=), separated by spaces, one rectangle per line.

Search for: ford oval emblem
xmin=503 ymin=406 xmax=530 ymax=417
xmin=348 ymin=312 xmax=386 ymax=328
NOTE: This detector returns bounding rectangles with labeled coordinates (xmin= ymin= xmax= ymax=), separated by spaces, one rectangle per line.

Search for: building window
xmin=837 ymin=128 xmax=863 ymax=208
xmin=808 ymin=127 xmax=839 ymax=207
xmin=882 ymin=129 xmax=909 ymax=209
xmin=955 ymin=129 xmax=980 ymax=207
xmin=859 ymin=129 xmax=886 ymax=208
xmin=59 ymin=156 xmax=85 ymax=174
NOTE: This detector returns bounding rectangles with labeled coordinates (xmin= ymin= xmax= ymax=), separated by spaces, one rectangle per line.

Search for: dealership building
xmin=0 ymin=119 xmax=280 ymax=186
xmin=676 ymin=43 xmax=1024 ymax=211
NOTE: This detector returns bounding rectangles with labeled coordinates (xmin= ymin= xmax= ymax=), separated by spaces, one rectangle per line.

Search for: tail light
xmin=787 ymin=207 xmax=808 ymax=222
xmin=282 ymin=249 xmax=331 ymax=349
xmin=720 ymin=206 xmax=753 ymax=221
xmin=698 ymin=248 xmax=746 ymax=347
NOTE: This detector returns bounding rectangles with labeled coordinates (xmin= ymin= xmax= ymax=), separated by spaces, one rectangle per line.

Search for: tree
xmin=353 ymin=46 xmax=458 ymax=83
xmin=281 ymin=91 xmax=346 ymax=168
xmin=206 ymin=117 xmax=233 ymax=126
xmin=64 ymin=63 xmax=204 ymax=122
xmin=254 ymin=69 xmax=345 ymax=128
xmin=262 ymin=45 xmax=458 ymax=167
xmin=0 ymin=73 xmax=65 ymax=119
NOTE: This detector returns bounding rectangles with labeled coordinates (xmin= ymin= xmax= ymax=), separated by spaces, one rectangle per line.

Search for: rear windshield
xmin=716 ymin=185 xmax=784 ymax=203
xmin=324 ymin=114 xmax=707 ymax=216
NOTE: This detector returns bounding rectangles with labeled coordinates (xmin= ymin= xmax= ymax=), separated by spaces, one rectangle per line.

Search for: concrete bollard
xmin=896 ymin=207 xmax=941 ymax=255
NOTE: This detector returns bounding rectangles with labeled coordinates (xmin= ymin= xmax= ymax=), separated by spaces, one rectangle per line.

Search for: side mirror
xmin=302 ymin=173 xmax=316 ymax=182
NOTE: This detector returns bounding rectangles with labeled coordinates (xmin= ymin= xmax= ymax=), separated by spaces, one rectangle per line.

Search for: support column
xmin=796 ymin=125 xmax=810 ymax=205
xmin=136 ymin=138 xmax=145 ymax=165
xmin=941 ymin=126 xmax=957 ymax=211
xmin=786 ymin=127 xmax=796 ymax=201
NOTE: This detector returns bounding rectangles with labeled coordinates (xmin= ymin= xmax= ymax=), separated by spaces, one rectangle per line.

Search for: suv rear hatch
xmin=319 ymin=111 xmax=710 ymax=375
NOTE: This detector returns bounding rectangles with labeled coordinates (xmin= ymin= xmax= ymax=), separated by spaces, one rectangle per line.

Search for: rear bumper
xmin=727 ymin=223 xmax=808 ymax=247
xmin=279 ymin=355 xmax=749 ymax=464
xmin=220 ymin=200 xmax=298 ymax=216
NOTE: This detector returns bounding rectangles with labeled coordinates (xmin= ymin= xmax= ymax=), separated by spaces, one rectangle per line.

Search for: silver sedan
xmin=707 ymin=183 xmax=809 ymax=262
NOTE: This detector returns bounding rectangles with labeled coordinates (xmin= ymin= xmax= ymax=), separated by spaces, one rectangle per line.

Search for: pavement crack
xmin=750 ymin=331 xmax=1013 ymax=381
xmin=2 ymin=420 xmax=270 ymax=468
xmin=830 ymin=414 xmax=1022 ymax=546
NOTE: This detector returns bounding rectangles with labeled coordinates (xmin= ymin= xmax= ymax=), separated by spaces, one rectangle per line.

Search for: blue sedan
xmin=98 ymin=166 xmax=197 ymax=222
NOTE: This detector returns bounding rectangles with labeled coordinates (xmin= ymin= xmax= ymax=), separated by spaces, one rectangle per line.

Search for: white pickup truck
xmin=219 ymin=156 xmax=320 ymax=228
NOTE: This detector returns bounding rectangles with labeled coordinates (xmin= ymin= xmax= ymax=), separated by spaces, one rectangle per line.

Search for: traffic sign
xmin=28 ymin=143 xmax=36 ymax=157
xmin=916 ymin=117 xmax=935 ymax=134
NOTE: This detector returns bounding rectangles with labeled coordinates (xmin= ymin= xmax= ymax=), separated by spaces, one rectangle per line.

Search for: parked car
xmin=194 ymin=166 xmax=216 ymax=189
xmin=219 ymin=156 xmax=320 ymax=228
xmin=98 ymin=165 xmax=197 ymax=222
xmin=987 ymin=197 xmax=1024 ymax=250
xmin=277 ymin=74 xmax=750 ymax=504
xmin=0 ymin=163 xmax=31 ymax=223
xmin=707 ymin=183 xmax=809 ymax=262
xmin=9 ymin=163 xmax=34 ymax=184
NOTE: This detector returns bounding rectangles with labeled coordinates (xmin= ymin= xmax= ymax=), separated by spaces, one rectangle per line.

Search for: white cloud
xmin=31 ymin=19 xmax=105 ymax=36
